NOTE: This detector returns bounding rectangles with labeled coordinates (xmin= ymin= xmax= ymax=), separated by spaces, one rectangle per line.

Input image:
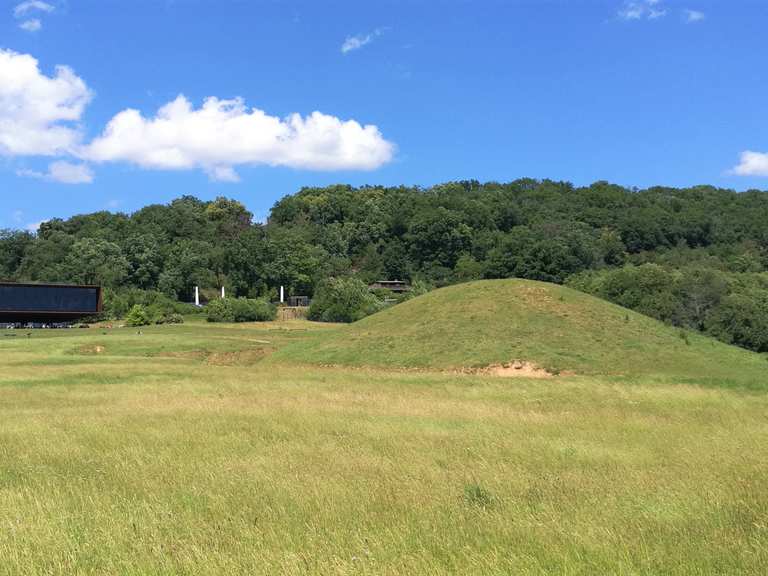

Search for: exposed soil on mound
xmin=484 ymin=361 xmax=555 ymax=379
xmin=455 ymin=361 xmax=569 ymax=379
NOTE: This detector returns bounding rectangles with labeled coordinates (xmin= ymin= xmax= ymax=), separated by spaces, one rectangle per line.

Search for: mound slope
xmin=277 ymin=279 xmax=767 ymax=387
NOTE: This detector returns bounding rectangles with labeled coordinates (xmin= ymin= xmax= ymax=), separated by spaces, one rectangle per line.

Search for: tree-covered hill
xmin=3 ymin=179 xmax=768 ymax=351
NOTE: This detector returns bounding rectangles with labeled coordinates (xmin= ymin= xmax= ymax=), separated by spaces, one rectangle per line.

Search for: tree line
xmin=2 ymin=179 xmax=768 ymax=351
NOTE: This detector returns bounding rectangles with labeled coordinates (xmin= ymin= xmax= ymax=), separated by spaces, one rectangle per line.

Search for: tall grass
xmin=0 ymin=321 xmax=766 ymax=574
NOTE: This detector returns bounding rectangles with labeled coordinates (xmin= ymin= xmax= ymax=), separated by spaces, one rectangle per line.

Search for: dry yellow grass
xmin=0 ymin=320 xmax=766 ymax=574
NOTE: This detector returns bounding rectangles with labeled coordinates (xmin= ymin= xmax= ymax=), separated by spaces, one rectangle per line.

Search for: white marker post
xmin=221 ymin=286 xmax=226 ymax=299
xmin=280 ymin=285 xmax=285 ymax=304
xmin=194 ymin=286 xmax=200 ymax=307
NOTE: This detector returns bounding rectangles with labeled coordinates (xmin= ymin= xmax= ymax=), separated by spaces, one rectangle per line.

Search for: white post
xmin=221 ymin=286 xmax=225 ymax=299
xmin=194 ymin=286 xmax=200 ymax=306
xmin=280 ymin=285 xmax=285 ymax=304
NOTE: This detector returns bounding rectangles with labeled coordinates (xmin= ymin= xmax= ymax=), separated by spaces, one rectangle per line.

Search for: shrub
xmin=125 ymin=304 xmax=151 ymax=327
xmin=231 ymin=298 xmax=276 ymax=322
xmin=206 ymin=298 xmax=276 ymax=323
xmin=206 ymin=298 xmax=235 ymax=323
xmin=308 ymin=277 xmax=383 ymax=323
xmin=399 ymin=279 xmax=433 ymax=302
xmin=705 ymin=291 xmax=768 ymax=352
xmin=104 ymin=288 xmax=198 ymax=320
xmin=155 ymin=312 xmax=184 ymax=325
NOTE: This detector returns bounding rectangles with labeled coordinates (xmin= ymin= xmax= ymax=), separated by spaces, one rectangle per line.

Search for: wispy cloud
xmin=684 ymin=9 xmax=705 ymax=23
xmin=341 ymin=28 xmax=386 ymax=54
xmin=13 ymin=0 xmax=54 ymax=18
xmin=18 ymin=18 xmax=41 ymax=31
xmin=618 ymin=0 xmax=667 ymax=21
xmin=13 ymin=1 xmax=54 ymax=32
xmin=17 ymin=161 xmax=94 ymax=184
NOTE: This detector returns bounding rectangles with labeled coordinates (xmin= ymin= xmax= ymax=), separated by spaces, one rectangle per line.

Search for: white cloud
xmin=618 ymin=0 xmax=667 ymax=21
xmin=47 ymin=160 xmax=94 ymax=183
xmin=731 ymin=151 xmax=768 ymax=177
xmin=17 ymin=161 xmax=94 ymax=184
xmin=18 ymin=18 xmax=41 ymax=31
xmin=207 ymin=165 xmax=240 ymax=183
xmin=25 ymin=219 xmax=46 ymax=232
xmin=13 ymin=1 xmax=54 ymax=18
xmin=0 ymin=49 xmax=91 ymax=157
xmin=341 ymin=28 xmax=385 ymax=54
xmin=12 ymin=210 xmax=23 ymax=223
xmin=83 ymin=95 xmax=395 ymax=180
xmin=2 ymin=50 xmax=394 ymax=183
xmin=684 ymin=9 xmax=705 ymax=23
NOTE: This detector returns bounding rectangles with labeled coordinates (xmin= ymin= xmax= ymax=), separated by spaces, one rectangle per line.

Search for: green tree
xmin=309 ymin=277 xmax=382 ymax=323
xmin=65 ymin=238 xmax=130 ymax=287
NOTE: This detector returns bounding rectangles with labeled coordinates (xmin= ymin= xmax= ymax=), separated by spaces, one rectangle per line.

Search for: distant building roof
xmin=369 ymin=280 xmax=411 ymax=293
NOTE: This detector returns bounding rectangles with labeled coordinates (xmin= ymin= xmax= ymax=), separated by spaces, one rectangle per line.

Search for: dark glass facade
xmin=0 ymin=283 xmax=101 ymax=322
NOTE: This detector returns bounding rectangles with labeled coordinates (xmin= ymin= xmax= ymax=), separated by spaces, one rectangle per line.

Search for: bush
xmin=705 ymin=290 xmax=768 ymax=352
xmin=155 ymin=312 xmax=184 ymax=325
xmin=231 ymin=298 xmax=276 ymax=322
xmin=309 ymin=277 xmax=383 ymax=323
xmin=104 ymin=288 xmax=197 ymax=320
xmin=125 ymin=304 xmax=151 ymax=327
xmin=399 ymin=279 xmax=433 ymax=302
xmin=206 ymin=298 xmax=235 ymax=322
xmin=206 ymin=298 xmax=276 ymax=323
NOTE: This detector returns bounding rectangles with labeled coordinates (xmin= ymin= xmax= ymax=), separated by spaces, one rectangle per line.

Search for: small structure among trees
xmin=368 ymin=280 xmax=411 ymax=294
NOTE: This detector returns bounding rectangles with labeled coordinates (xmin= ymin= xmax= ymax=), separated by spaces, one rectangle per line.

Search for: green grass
xmin=276 ymin=279 xmax=768 ymax=389
xmin=0 ymin=297 xmax=767 ymax=574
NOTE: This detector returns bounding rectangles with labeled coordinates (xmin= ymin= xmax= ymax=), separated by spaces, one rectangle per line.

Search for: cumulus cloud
xmin=84 ymin=95 xmax=395 ymax=180
xmin=341 ymin=28 xmax=385 ymax=54
xmin=684 ymin=9 xmax=705 ymax=23
xmin=618 ymin=0 xmax=667 ymax=21
xmin=1 ymin=49 xmax=394 ymax=183
xmin=731 ymin=151 xmax=768 ymax=177
xmin=0 ymin=49 xmax=91 ymax=157
xmin=18 ymin=18 xmax=41 ymax=31
xmin=17 ymin=161 xmax=94 ymax=184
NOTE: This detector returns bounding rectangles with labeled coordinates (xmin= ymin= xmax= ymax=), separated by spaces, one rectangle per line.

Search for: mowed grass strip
xmin=0 ymin=321 xmax=766 ymax=574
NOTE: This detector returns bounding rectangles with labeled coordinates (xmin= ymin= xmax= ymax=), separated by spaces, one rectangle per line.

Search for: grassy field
xmin=1 ymin=300 xmax=767 ymax=573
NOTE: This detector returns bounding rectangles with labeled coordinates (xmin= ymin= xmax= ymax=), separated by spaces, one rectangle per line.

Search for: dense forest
xmin=3 ymin=179 xmax=768 ymax=352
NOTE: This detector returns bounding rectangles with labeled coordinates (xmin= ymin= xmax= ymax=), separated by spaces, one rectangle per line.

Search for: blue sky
xmin=1 ymin=0 xmax=767 ymax=230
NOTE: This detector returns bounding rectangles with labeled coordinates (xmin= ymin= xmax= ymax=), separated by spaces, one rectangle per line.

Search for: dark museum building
xmin=0 ymin=282 xmax=103 ymax=324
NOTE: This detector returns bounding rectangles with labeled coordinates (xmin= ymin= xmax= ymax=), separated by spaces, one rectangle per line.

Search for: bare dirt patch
xmin=157 ymin=350 xmax=209 ymax=361
xmin=206 ymin=348 xmax=271 ymax=366
xmin=454 ymin=360 xmax=568 ymax=379
xmin=75 ymin=344 xmax=106 ymax=355
xmin=483 ymin=361 xmax=555 ymax=378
